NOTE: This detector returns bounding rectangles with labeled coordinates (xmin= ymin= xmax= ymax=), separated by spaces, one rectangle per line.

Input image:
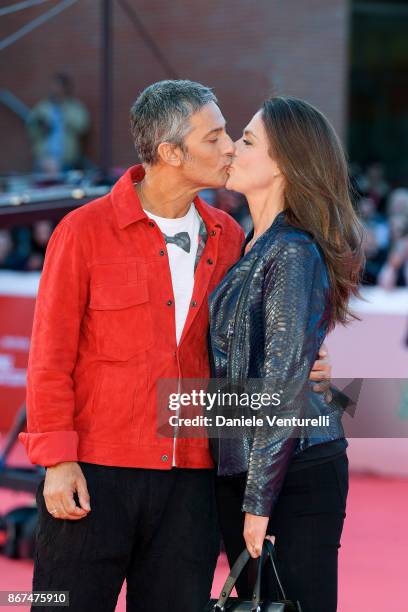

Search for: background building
xmin=1 ymin=0 xmax=350 ymax=173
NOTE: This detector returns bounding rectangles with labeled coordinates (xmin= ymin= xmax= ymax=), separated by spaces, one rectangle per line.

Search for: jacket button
xmin=161 ymin=454 xmax=168 ymax=462
xmin=207 ymin=258 xmax=213 ymax=265
xmin=210 ymin=230 xmax=216 ymax=236
xmin=167 ymin=299 xmax=173 ymax=306
xmin=191 ymin=300 xmax=197 ymax=307
xmin=148 ymin=221 xmax=155 ymax=227
xmin=159 ymin=249 xmax=165 ymax=256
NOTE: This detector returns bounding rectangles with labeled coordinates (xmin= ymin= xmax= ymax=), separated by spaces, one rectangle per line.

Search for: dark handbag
xmin=205 ymin=540 xmax=302 ymax=611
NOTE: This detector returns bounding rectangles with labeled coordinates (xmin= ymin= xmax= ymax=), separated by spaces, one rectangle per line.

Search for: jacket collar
xmin=241 ymin=210 xmax=287 ymax=257
xmin=111 ymin=164 xmax=223 ymax=234
xmin=193 ymin=194 xmax=223 ymax=234
xmin=111 ymin=165 xmax=148 ymax=229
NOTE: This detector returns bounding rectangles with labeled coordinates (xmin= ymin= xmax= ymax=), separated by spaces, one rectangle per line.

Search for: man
xmin=19 ymin=80 xmax=331 ymax=611
xmin=27 ymin=73 xmax=89 ymax=173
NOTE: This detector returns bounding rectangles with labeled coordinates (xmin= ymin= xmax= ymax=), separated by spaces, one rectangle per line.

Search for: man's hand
xmin=43 ymin=461 xmax=91 ymax=520
xmin=309 ymin=343 xmax=331 ymax=394
xmin=243 ymin=513 xmax=270 ymax=559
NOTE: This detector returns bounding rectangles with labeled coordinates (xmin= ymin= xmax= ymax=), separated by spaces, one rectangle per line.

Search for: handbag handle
xmin=212 ymin=539 xmax=287 ymax=611
xmin=212 ymin=547 xmax=251 ymax=610
xmin=252 ymin=539 xmax=287 ymax=609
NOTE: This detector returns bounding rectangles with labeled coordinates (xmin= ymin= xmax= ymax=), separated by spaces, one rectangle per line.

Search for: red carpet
xmin=0 ymin=471 xmax=406 ymax=611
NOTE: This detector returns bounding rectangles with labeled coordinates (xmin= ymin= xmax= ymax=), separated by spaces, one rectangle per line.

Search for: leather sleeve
xmin=242 ymin=238 xmax=330 ymax=516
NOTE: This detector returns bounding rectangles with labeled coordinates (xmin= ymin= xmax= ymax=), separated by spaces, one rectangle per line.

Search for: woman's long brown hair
xmin=262 ymin=96 xmax=366 ymax=331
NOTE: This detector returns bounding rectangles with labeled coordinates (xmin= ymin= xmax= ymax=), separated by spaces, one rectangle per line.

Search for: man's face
xmin=179 ymin=102 xmax=235 ymax=190
xmin=49 ymin=78 xmax=65 ymax=102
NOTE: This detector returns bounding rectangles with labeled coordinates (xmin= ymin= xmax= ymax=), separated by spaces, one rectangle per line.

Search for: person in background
xmin=0 ymin=229 xmax=26 ymax=270
xmin=358 ymin=196 xmax=389 ymax=284
xmin=387 ymin=187 xmax=408 ymax=218
xmin=25 ymin=220 xmax=55 ymax=272
xmin=378 ymin=231 xmax=408 ymax=289
xmin=27 ymin=73 xmax=90 ymax=174
xmin=378 ymin=188 xmax=408 ymax=288
xmin=0 ymin=230 xmax=14 ymax=269
xmin=356 ymin=160 xmax=390 ymax=215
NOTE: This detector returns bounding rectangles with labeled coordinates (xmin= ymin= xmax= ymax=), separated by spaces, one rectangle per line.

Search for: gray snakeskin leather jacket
xmin=208 ymin=210 xmax=347 ymax=516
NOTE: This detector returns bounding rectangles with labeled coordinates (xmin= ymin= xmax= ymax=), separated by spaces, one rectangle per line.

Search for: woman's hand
xmin=310 ymin=343 xmax=331 ymax=393
xmin=243 ymin=513 xmax=271 ymax=558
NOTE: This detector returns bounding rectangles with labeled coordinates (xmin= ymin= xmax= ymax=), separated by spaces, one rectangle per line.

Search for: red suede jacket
xmin=19 ymin=165 xmax=244 ymax=469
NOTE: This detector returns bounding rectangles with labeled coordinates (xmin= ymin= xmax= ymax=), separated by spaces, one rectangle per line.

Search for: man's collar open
xmin=111 ymin=164 xmax=223 ymax=234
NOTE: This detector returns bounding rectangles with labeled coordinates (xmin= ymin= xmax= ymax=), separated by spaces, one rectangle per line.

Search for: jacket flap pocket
xmin=89 ymin=281 xmax=149 ymax=310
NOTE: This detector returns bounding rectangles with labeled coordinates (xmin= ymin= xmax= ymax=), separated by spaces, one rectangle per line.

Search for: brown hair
xmin=261 ymin=96 xmax=365 ymax=330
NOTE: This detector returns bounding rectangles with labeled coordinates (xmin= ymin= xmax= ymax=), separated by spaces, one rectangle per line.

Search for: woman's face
xmin=226 ymin=110 xmax=281 ymax=195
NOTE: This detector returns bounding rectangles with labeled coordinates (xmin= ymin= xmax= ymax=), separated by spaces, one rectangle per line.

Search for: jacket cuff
xmin=18 ymin=430 xmax=79 ymax=467
xmin=241 ymin=495 xmax=274 ymax=517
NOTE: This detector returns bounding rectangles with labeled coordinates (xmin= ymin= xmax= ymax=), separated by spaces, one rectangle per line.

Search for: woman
xmin=208 ymin=97 xmax=365 ymax=612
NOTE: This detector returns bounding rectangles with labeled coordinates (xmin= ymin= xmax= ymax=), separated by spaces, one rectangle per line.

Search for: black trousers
xmin=215 ymin=453 xmax=349 ymax=612
xmin=32 ymin=462 xmax=220 ymax=612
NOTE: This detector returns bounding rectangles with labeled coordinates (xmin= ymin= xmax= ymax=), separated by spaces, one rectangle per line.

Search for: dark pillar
xmin=100 ymin=0 xmax=113 ymax=181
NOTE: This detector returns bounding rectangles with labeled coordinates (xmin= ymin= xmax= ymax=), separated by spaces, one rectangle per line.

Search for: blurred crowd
xmin=0 ymin=220 xmax=54 ymax=272
xmin=0 ymin=188 xmax=252 ymax=272
xmin=352 ymin=161 xmax=408 ymax=289
xmin=2 ymin=162 xmax=408 ymax=289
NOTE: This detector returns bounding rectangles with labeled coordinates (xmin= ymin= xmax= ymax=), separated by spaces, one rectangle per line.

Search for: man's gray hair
xmin=130 ymin=80 xmax=217 ymax=164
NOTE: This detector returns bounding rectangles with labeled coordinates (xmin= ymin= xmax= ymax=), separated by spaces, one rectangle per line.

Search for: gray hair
xmin=130 ymin=80 xmax=217 ymax=164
